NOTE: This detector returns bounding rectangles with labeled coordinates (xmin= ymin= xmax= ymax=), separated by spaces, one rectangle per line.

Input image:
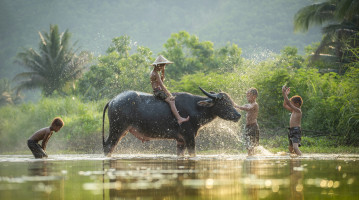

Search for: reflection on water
xmin=0 ymin=154 xmax=358 ymax=199
xmin=289 ymin=159 xmax=304 ymax=200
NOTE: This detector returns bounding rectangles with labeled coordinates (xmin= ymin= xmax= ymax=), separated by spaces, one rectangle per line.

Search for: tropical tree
xmin=78 ymin=35 xmax=153 ymax=100
xmin=162 ymin=31 xmax=242 ymax=80
xmin=14 ymin=24 xmax=90 ymax=96
xmin=294 ymin=0 xmax=359 ymax=73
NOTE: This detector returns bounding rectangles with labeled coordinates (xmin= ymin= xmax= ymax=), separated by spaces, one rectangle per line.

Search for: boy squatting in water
xmin=27 ymin=117 xmax=64 ymax=158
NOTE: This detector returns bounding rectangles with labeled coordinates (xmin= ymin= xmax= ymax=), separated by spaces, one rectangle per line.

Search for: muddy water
xmin=0 ymin=154 xmax=358 ymax=200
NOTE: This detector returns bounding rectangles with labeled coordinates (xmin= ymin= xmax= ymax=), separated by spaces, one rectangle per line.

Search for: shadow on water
xmin=0 ymin=154 xmax=358 ymax=199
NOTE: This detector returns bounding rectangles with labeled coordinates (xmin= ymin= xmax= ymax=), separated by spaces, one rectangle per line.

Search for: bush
xmin=0 ymin=97 xmax=107 ymax=153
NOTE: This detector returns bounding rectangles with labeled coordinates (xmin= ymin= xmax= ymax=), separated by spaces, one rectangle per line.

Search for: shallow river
xmin=0 ymin=154 xmax=358 ymax=200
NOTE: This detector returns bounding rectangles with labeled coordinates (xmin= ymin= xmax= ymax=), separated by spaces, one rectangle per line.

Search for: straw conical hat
xmin=152 ymin=55 xmax=173 ymax=66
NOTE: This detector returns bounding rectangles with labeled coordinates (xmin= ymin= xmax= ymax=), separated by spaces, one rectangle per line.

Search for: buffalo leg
xmin=104 ymin=124 xmax=128 ymax=156
xmin=185 ymin=135 xmax=196 ymax=157
xmin=176 ymin=140 xmax=185 ymax=157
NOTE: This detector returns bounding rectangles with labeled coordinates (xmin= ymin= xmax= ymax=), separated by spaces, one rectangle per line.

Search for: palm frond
xmin=0 ymin=79 xmax=11 ymax=93
xmin=294 ymin=2 xmax=336 ymax=32
xmin=12 ymin=72 xmax=40 ymax=82
xmin=322 ymin=23 xmax=358 ymax=38
xmin=39 ymin=31 xmax=56 ymax=71
xmin=336 ymin=0 xmax=359 ymax=20
xmin=15 ymin=49 xmax=48 ymax=74
xmin=13 ymin=77 xmax=45 ymax=95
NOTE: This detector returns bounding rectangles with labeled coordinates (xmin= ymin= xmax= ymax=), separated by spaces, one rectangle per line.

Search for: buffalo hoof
xmin=104 ymin=151 xmax=112 ymax=157
xmin=189 ymin=153 xmax=196 ymax=157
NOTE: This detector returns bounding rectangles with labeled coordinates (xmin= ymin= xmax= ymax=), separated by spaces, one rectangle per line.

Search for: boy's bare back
xmin=289 ymin=109 xmax=302 ymax=128
xmin=28 ymin=127 xmax=51 ymax=142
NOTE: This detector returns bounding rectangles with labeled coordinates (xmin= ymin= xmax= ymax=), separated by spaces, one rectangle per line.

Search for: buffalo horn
xmin=199 ymin=86 xmax=218 ymax=99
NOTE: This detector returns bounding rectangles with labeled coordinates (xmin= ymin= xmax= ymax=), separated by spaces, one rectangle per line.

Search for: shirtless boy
xmin=235 ymin=88 xmax=259 ymax=156
xmin=27 ymin=117 xmax=64 ymax=158
xmin=150 ymin=55 xmax=189 ymax=125
xmin=282 ymin=85 xmax=303 ymax=156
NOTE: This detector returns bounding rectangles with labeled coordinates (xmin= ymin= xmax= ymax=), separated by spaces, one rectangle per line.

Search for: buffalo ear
xmin=197 ymin=99 xmax=214 ymax=107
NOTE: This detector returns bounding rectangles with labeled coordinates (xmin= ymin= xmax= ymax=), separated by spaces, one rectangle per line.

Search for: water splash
xmin=254 ymin=145 xmax=273 ymax=156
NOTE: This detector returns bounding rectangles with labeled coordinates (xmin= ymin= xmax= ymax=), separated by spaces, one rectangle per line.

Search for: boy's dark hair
xmin=51 ymin=117 xmax=64 ymax=127
xmin=290 ymin=96 xmax=303 ymax=107
xmin=247 ymin=88 xmax=258 ymax=97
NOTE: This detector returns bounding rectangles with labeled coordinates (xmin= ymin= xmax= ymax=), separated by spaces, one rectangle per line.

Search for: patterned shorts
xmin=153 ymin=89 xmax=168 ymax=101
xmin=244 ymin=123 xmax=260 ymax=150
xmin=288 ymin=127 xmax=302 ymax=147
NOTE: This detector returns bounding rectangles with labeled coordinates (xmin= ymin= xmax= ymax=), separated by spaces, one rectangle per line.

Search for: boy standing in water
xmin=235 ymin=88 xmax=260 ymax=156
xmin=282 ymin=85 xmax=302 ymax=156
xmin=150 ymin=55 xmax=189 ymax=125
xmin=27 ymin=117 xmax=64 ymax=158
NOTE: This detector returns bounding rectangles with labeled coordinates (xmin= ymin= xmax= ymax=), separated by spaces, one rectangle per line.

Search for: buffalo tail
xmin=102 ymin=102 xmax=109 ymax=151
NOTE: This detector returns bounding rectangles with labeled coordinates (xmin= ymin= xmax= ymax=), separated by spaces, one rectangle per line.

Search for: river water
xmin=0 ymin=154 xmax=358 ymax=200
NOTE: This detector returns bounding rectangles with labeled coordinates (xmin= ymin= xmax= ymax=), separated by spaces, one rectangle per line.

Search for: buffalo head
xmin=198 ymin=87 xmax=241 ymax=122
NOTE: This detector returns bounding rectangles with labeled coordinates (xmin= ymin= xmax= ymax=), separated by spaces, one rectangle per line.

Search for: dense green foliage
xmin=0 ymin=96 xmax=107 ymax=153
xmin=1 ymin=30 xmax=358 ymax=154
xmin=162 ymin=31 xmax=243 ymax=80
xmin=77 ymin=36 xmax=152 ymax=100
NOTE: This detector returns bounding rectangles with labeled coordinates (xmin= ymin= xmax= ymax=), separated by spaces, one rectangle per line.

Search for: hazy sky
xmin=0 ymin=0 xmax=321 ymax=78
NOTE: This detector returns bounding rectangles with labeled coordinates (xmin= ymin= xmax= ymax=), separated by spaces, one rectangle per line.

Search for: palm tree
xmin=294 ymin=0 xmax=359 ymax=73
xmin=14 ymin=24 xmax=89 ymax=96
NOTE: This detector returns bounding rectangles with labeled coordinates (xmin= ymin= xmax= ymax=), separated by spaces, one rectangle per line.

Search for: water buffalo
xmin=102 ymin=87 xmax=241 ymax=156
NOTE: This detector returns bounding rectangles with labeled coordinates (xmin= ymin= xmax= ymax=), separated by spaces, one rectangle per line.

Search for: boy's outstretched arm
xmin=234 ymin=103 xmax=254 ymax=111
xmin=283 ymin=99 xmax=292 ymax=112
xmin=239 ymin=104 xmax=254 ymax=111
xmin=282 ymin=85 xmax=293 ymax=112
xmin=282 ymin=86 xmax=300 ymax=113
